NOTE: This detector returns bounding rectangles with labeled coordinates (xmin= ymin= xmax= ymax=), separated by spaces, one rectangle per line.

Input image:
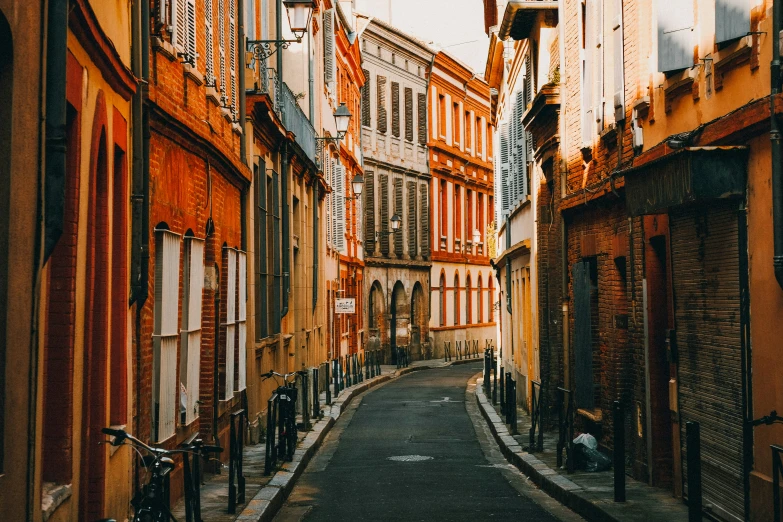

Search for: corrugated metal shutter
xmin=613 ymin=0 xmax=625 ymax=122
xmin=420 ymin=183 xmax=430 ymax=258
xmin=418 ymin=92 xmax=427 ymax=144
xmin=377 ymin=76 xmax=388 ymax=133
xmin=573 ymin=260 xmax=594 ymax=409
xmin=394 ymin=177 xmax=403 ymax=254
xmin=364 ymin=171 xmax=375 ymax=251
xmin=657 ymin=0 xmax=694 ymax=72
xmin=671 ymin=203 xmax=744 ymax=522
xmin=407 ymin=181 xmax=417 ymax=257
xmin=716 ymin=0 xmax=750 ymax=44
xmin=362 ymin=69 xmax=371 ymax=126
xmin=380 ymin=173 xmax=389 ymax=255
xmin=405 ymin=87 xmax=414 ymax=142
xmin=391 ymin=81 xmax=401 ymax=137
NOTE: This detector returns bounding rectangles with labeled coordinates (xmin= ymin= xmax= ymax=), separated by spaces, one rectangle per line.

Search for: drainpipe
xmin=239 ymin=0 xmax=247 ymax=164
xmin=772 ymin=0 xmax=783 ymax=289
xmin=561 ymin=215 xmax=569 ymax=389
xmin=278 ymin=0 xmax=290 ymax=317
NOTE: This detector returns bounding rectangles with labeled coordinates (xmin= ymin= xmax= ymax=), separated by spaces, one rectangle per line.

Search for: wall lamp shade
xmin=390 ymin=214 xmax=401 ymax=231
xmin=352 ymin=174 xmax=364 ymax=196
xmin=334 ymin=103 xmax=352 ymax=136
xmin=473 ymin=229 xmax=481 ymax=244
xmin=283 ymin=0 xmax=315 ymax=39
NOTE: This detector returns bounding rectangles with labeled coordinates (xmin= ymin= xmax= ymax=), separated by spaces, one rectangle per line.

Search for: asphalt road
xmin=274 ymin=365 xmax=580 ymax=521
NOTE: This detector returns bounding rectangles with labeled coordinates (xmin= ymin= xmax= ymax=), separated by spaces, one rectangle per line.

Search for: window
xmin=453 ymin=273 xmax=460 ymax=325
xmin=452 ymin=102 xmax=460 ymax=145
xmin=229 ymin=0 xmax=237 ymax=113
xmin=439 ymin=273 xmax=446 ymax=326
xmin=377 ymin=75 xmax=388 ymax=133
xmin=110 ymin=142 xmax=128 ymax=426
xmin=466 ymin=274 xmax=472 ymax=325
xmin=438 ymin=94 xmax=446 ymax=137
xmin=222 ymin=246 xmax=237 ymax=400
xmin=362 ymin=69 xmax=371 ymax=126
xmin=465 ymin=111 xmax=472 ymax=152
xmin=255 ymin=162 xmax=268 ymax=339
xmin=612 ymin=0 xmax=625 ymax=122
xmin=475 ymin=116 xmax=483 ymax=156
xmin=173 ymin=0 xmax=197 ymax=66
xmin=180 ymin=234 xmax=204 ymax=425
xmin=404 ymin=87 xmax=413 ymax=141
xmin=716 ymin=0 xmax=749 ymax=45
xmin=440 ymin=179 xmax=447 ymax=242
xmin=391 ymin=81 xmax=400 ymax=137
xmin=467 ymin=189 xmax=473 ymax=247
xmin=418 ymin=92 xmax=427 ymax=144
xmin=478 ymin=276 xmax=483 ymax=323
xmin=205 ymin=0 xmax=214 ymax=84
xmin=237 ymin=251 xmax=247 ymax=391
xmin=656 ymin=0 xmax=694 ymax=72
xmin=153 ymin=227 xmax=181 ymax=442
xmin=454 ymin=185 xmax=462 ymax=241
xmin=477 ymin=193 xmax=484 ymax=247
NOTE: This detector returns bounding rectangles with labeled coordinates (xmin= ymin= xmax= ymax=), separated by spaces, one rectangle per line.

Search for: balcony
xmin=499 ymin=1 xmax=558 ymax=41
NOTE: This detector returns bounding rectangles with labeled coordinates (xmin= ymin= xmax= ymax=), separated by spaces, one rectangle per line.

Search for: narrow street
xmin=275 ymin=366 xmax=578 ymax=521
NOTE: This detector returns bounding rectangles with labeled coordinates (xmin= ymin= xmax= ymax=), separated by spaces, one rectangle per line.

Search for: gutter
xmin=772 ymin=0 xmax=783 ymax=289
xmin=239 ymin=0 xmax=247 ymax=164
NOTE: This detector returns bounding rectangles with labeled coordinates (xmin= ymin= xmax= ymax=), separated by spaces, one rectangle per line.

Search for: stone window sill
xmin=42 ymin=482 xmax=72 ymax=522
xmin=152 ymin=36 xmax=177 ymax=62
xmin=576 ymin=407 xmax=603 ymax=424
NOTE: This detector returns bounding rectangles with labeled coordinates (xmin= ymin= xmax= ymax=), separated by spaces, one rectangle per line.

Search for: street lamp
xmin=345 ymin=174 xmax=364 ymax=201
xmin=247 ymin=0 xmax=315 ymax=60
xmin=473 ymin=229 xmax=481 ymax=245
xmin=334 ymin=103 xmax=352 ymax=139
xmin=390 ymin=214 xmax=401 ymax=231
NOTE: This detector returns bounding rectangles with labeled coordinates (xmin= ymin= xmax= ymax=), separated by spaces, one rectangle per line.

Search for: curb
xmin=237 ymin=367 xmax=422 ymax=521
xmin=474 ymin=380 xmax=618 ymax=522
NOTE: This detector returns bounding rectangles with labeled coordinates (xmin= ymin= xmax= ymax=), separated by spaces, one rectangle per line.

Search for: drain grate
xmin=387 ymin=455 xmax=434 ymax=462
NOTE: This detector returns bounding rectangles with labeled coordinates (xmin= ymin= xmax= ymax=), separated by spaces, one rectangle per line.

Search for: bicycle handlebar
xmin=101 ymin=427 xmax=223 ymax=457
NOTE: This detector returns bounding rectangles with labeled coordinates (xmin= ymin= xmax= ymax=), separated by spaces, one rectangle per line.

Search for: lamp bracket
xmin=248 ymin=39 xmax=302 ymax=61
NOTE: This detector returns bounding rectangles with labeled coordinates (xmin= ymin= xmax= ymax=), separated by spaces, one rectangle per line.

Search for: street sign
xmin=335 ymin=298 xmax=355 ymax=314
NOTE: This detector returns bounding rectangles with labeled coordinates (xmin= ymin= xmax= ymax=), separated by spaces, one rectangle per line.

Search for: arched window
xmin=439 ymin=272 xmax=446 ymax=326
xmin=477 ymin=275 xmax=483 ymax=323
xmin=453 ymin=273 xmax=460 ymax=326
xmin=465 ymin=274 xmax=472 ymax=325
xmin=488 ymin=276 xmax=494 ymax=322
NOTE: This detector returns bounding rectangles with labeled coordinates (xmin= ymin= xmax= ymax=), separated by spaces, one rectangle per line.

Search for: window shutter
xmin=229 ymin=0 xmax=237 ymax=113
xmin=205 ymin=0 xmax=214 ymax=84
xmin=391 ymin=81 xmax=400 ymax=137
xmin=255 ymin=164 xmax=268 ymax=340
xmin=417 ymin=92 xmax=427 ymax=144
xmin=377 ymin=76 xmax=388 ymax=133
xmin=364 ymin=171 xmax=375 ymax=251
xmin=326 ymin=157 xmax=332 ymax=246
xmin=379 ymin=173 xmax=389 ymax=255
xmin=716 ymin=0 xmax=750 ymax=44
xmin=394 ymin=178 xmax=403 ymax=254
xmin=324 ymin=10 xmax=335 ymax=84
xmin=613 ymin=0 xmax=625 ymax=122
xmin=237 ymin=251 xmax=246 ymax=391
xmin=594 ymin=0 xmax=604 ymax=131
xmin=500 ymin=123 xmax=511 ymax=219
xmin=524 ymin=54 xmax=534 ymax=196
xmin=218 ymin=0 xmax=226 ymax=95
xmin=159 ymin=0 xmax=170 ymax=26
xmin=405 ymin=87 xmax=414 ymax=142
xmin=362 ymin=69 xmax=371 ymax=126
xmin=181 ymin=237 xmax=204 ymax=425
xmin=407 ymin=181 xmax=417 ymax=257
xmin=334 ymin=164 xmax=345 ymax=252
xmin=514 ymin=89 xmax=527 ymax=202
xmin=581 ymin=0 xmax=594 ymax=145
xmin=657 ymin=0 xmax=694 ymax=72
xmin=173 ymin=0 xmax=187 ymax=49
xmin=420 ymin=184 xmax=430 ymax=258
xmin=224 ymin=248 xmax=236 ymax=399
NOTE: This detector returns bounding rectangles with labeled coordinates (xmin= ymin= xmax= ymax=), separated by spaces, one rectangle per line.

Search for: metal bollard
xmin=613 ymin=401 xmax=625 ymax=502
xmin=499 ymin=365 xmax=505 ymax=415
xmin=492 ymin=359 xmax=497 ymax=404
xmin=686 ymin=421 xmax=702 ymax=522
xmin=333 ymin=359 xmax=339 ymax=399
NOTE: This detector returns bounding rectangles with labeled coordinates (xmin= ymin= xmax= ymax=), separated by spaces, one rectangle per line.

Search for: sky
xmin=354 ymin=0 xmax=490 ymax=75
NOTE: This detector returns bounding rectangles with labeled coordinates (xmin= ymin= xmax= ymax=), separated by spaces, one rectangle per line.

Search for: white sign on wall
xmin=335 ymin=298 xmax=356 ymax=314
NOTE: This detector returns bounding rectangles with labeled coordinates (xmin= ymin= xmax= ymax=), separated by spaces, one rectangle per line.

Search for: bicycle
xmin=261 ymin=371 xmax=304 ymax=462
xmin=100 ymin=427 xmax=222 ymax=522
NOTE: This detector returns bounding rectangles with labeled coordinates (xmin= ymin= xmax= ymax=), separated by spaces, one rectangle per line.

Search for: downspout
xmin=278 ymin=0 xmax=290 ymax=318
xmin=308 ymin=29 xmax=315 ymax=122
xmin=313 ymin=183 xmax=319 ymax=311
xmin=239 ymin=0 xmax=247 ymax=164
xmin=561 ymin=216 xmax=569 ymax=389
xmin=772 ymin=0 xmax=783 ymax=289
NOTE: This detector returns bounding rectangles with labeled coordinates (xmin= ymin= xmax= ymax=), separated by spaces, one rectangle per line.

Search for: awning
xmin=498 ymin=1 xmax=558 ymax=41
xmin=624 ymin=147 xmax=748 ymax=216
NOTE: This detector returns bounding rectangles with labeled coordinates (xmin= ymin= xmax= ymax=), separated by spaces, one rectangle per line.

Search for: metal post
xmin=302 ymin=372 xmax=310 ymax=431
xmin=333 ymin=359 xmax=339 ymax=398
xmin=686 ymin=421 xmax=702 ymax=521
xmin=492 ymin=359 xmax=497 ymax=404
xmin=613 ymin=401 xmax=625 ymax=502
xmin=499 ymin=365 xmax=505 ymax=415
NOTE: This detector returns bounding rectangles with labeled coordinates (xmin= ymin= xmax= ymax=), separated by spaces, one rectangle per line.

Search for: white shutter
xmin=324 ymin=10 xmax=335 ymax=90
xmin=153 ymin=229 xmax=181 ymax=441
xmin=716 ymin=0 xmax=750 ymax=44
xmin=500 ymin=123 xmax=511 ymax=219
xmin=180 ymin=237 xmax=203 ymax=425
xmin=172 ymin=0 xmax=186 ymax=49
xmin=613 ymin=0 xmax=625 ymax=122
xmin=237 ymin=251 xmax=247 ymax=391
xmin=218 ymin=0 xmax=226 ymax=97
xmin=160 ymin=0 xmax=170 ymax=26
xmin=594 ymin=0 xmax=604 ymax=132
xmin=229 ymin=0 xmax=237 ymax=113
xmin=205 ymin=0 xmax=215 ymax=84
xmin=334 ymin=163 xmax=346 ymax=252
xmin=581 ymin=0 xmax=594 ymax=146
xmin=224 ymin=248 xmax=236 ymax=399
xmin=187 ymin=0 xmax=197 ymax=65
xmin=326 ymin=157 xmax=332 ymax=246
xmin=657 ymin=0 xmax=694 ymax=72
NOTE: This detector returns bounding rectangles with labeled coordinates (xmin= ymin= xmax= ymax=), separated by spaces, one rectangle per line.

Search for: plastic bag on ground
xmin=573 ymin=433 xmax=597 ymax=449
xmin=572 ymin=433 xmax=611 ymax=472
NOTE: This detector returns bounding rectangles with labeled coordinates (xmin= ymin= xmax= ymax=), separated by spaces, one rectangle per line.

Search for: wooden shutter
xmin=224 ymin=247 xmax=236 ymax=399
xmin=173 ymin=0 xmax=187 ymax=49
xmin=377 ymin=76 xmax=388 ymax=133
xmin=594 ymin=0 xmax=604 ymax=131
xmin=500 ymin=123 xmax=510 ymax=219
xmin=419 ymin=184 xmax=430 ymax=258
xmin=229 ymin=0 xmax=237 ymax=113
xmin=254 ymin=164 xmax=267 ymax=340
xmin=334 ymin=163 xmax=345 ymax=251
xmin=379 ymin=174 xmax=389 ymax=255
xmin=181 ymin=237 xmax=204 ymax=425
xmin=417 ymin=92 xmax=427 ymax=144
xmin=218 ymin=0 xmax=226 ymax=95
xmin=657 ymin=0 xmax=694 ymax=72
xmin=159 ymin=0 xmax=170 ymax=25
xmin=364 ymin=171 xmax=375 ymax=251
xmin=573 ymin=260 xmax=594 ymax=409
xmin=205 ymin=0 xmax=214 ymax=84
xmin=362 ymin=69 xmax=371 ymax=126
xmin=581 ymin=0 xmax=594 ymax=146
xmin=394 ymin=178 xmax=403 ymax=254
xmin=325 ymin=157 xmax=332 ymax=246
xmin=391 ymin=81 xmax=400 ymax=137
xmin=405 ymin=87 xmax=414 ymax=142
xmin=407 ymin=181 xmax=417 ymax=257
xmin=716 ymin=0 xmax=750 ymax=44
xmin=237 ymin=251 xmax=246 ymax=391
xmin=514 ymin=89 xmax=527 ymax=202
xmin=613 ymin=0 xmax=625 ymax=122
xmin=324 ymin=10 xmax=335 ymax=84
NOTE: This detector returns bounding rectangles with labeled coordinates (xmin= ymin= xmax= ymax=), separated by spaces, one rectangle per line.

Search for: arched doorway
xmin=411 ymin=282 xmax=427 ymax=359
xmin=390 ymin=282 xmax=408 ymax=364
xmin=368 ymin=281 xmax=386 ymax=355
